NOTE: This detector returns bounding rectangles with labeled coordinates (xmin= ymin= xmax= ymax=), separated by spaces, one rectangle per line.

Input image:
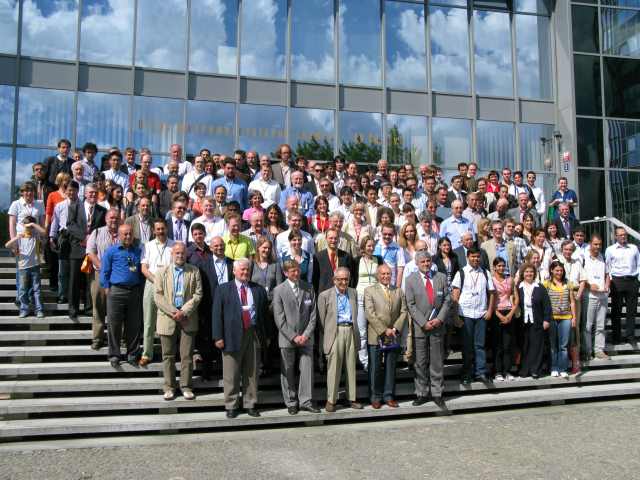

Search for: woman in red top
xmin=486 ymin=170 xmax=501 ymax=193
xmin=189 ymin=182 xmax=207 ymax=218
xmin=310 ymin=195 xmax=330 ymax=236
xmin=45 ymin=172 xmax=71 ymax=230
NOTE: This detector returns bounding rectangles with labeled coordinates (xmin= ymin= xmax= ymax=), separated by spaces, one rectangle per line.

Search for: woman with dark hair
xmin=281 ymin=230 xmax=313 ymax=283
xmin=545 ymin=222 xmax=563 ymax=259
xmin=265 ymin=203 xmax=286 ymax=238
xmin=375 ymin=206 xmax=397 ymax=239
xmin=189 ymin=182 xmax=208 ymax=218
xmin=311 ymin=195 xmax=330 ymax=236
xmin=521 ymin=213 xmax=536 ymax=245
xmin=518 ymin=263 xmax=553 ymax=379
xmin=491 ymin=257 xmax=519 ymax=382
xmin=243 ymin=190 xmax=265 ymax=223
xmin=103 ymin=183 xmax=125 ymax=222
xmin=433 ymin=237 xmax=460 ymax=289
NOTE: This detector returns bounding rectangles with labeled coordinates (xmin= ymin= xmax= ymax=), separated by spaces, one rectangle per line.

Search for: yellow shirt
xmin=223 ymin=234 xmax=255 ymax=260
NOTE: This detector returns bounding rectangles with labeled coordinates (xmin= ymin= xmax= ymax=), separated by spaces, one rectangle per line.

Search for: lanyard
xmin=155 ymin=241 xmax=168 ymax=264
xmin=214 ymin=258 xmax=227 ymax=282
xmin=228 ymin=239 xmax=240 ymax=259
xmin=363 ymin=257 xmax=376 ymax=283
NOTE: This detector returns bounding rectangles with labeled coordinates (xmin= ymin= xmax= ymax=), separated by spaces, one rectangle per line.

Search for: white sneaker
xmin=560 ymin=371 xmax=569 ymax=379
xmin=551 ymin=371 xmax=559 ymax=377
xmin=505 ymin=374 xmax=515 ymax=382
xmin=494 ymin=374 xmax=504 ymax=382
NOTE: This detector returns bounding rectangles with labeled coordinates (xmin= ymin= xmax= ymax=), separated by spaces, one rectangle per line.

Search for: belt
xmin=112 ymin=283 xmax=137 ymax=290
xmin=337 ymin=323 xmax=353 ymax=327
xmin=612 ymin=275 xmax=637 ymax=281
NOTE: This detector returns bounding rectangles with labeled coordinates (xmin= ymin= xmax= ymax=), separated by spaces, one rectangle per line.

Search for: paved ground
xmin=1 ymin=399 xmax=640 ymax=480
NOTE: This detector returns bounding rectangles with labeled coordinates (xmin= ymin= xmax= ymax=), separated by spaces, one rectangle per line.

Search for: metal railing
xmin=580 ymin=216 xmax=640 ymax=249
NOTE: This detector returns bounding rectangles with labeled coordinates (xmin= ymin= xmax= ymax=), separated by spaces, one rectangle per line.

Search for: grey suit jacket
xmin=404 ymin=271 xmax=452 ymax=337
xmin=272 ymin=280 xmax=316 ymax=348
xmin=507 ymin=207 xmax=540 ymax=228
xmin=481 ymin=238 xmax=518 ymax=275
xmin=317 ymin=287 xmax=359 ymax=355
xmin=125 ymin=214 xmax=154 ymax=243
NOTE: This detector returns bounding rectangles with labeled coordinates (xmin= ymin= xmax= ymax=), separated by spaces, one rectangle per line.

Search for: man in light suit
xmin=405 ymin=251 xmax=452 ymax=408
xmin=364 ymin=264 xmax=408 ymax=409
xmin=317 ymin=267 xmax=363 ymax=412
xmin=272 ymin=260 xmax=320 ymax=415
xmin=154 ymin=242 xmax=202 ymax=400
xmin=481 ymin=220 xmax=518 ymax=275
xmin=124 ymin=196 xmax=154 ymax=245
xmin=213 ymin=258 xmax=268 ymax=418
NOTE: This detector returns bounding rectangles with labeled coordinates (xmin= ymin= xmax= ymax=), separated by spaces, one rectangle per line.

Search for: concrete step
xmin=0 ymin=330 xmax=92 ymax=341
xmin=0 ymin=316 xmax=92 ymax=326
xmin=0 ymin=303 xmax=87 ymax=312
xmin=0 ymin=279 xmax=50 ymax=286
xmin=2 ymin=368 xmax=639 ymax=415
xmin=2 ymin=382 xmax=640 ymax=439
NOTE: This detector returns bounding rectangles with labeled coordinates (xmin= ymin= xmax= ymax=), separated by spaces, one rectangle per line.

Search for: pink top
xmin=242 ymin=206 xmax=263 ymax=222
xmin=493 ymin=276 xmax=513 ymax=311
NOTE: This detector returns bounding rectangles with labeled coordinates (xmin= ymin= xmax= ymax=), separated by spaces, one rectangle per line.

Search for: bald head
xmin=172 ymin=241 xmax=186 ymax=266
xmin=118 ymin=224 xmax=133 ymax=247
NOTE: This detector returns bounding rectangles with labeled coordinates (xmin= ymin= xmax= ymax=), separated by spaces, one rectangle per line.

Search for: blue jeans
xmin=18 ymin=266 xmax=42 ymax=314
xmin=462 ymin=316 xmax=486 ymax=377
xmin=549 ymin=319 xmax=571 ymax=373
xmin=368 ymin=345 xmax=398 ymax=402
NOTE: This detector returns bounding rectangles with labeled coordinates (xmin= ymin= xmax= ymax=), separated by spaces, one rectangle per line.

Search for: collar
xmin=235 ymin=279 xmax=248 ymax=290
xmin=174 ymin=264 xmax=184 ymax=272
xmin=213 ymin=255 xmax=226 ymax=262
xmin=287 ymin=279 xmax=298 ymax=290
xmin=616 ymin=243 xmax=629 ymax=248
xmin=335 ymin=287 xmax=348 ymax=297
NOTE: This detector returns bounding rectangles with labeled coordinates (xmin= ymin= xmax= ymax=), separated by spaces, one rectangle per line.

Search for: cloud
xmin=20 ymin=0 xmax=78 ymax=60
xmin=17 ymin=87 xmax=74 ymax=146
xmin=189 ymin=0 xmax=237 ymax=74
xmin=430 ymin=7 xmax=470 ymax=93
xmin=76 ymin=91 xmax=129 ymax=148
xmin=473 ymin=11 xmax=513 ymax=96
xmin=338 ymin=2 xmax=381 ymax=87
xmin=0 ymin=85 xmax=15 ymax=143
xmin=516 ymin=15 xmax=551 ymax=99
xmin=135 ymin=0 xmax=187 ymax=70
xmin=0 ymin=0 xmax=18 ymax=54
xmin=385 ymin=6 xmax=426 ymax=90
xmin=240 ymin=0 xmax=285 ymax=78
xmin=80 ymin=0 xmax=134 ymax=65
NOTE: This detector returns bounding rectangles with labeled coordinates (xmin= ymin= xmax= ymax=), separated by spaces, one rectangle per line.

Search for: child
xmin=6 ymin=216 xmax=46 ymax=318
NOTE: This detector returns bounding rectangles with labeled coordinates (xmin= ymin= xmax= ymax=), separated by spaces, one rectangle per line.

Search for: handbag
xmin=378 ymin=333 xmax=401 ymax=352
xmin=80 ymin=254 xmax=94 ymax=274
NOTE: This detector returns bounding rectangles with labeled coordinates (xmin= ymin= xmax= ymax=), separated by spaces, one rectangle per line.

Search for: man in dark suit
xmin=187 ymin=228 xmax=233 ymax=379
xmin=271 ymin=144 xmax=294 ymax=188
xmin=553 ymin=202 xmax=580 ymax=239
xmin=44 ymin=139 xmax=73 ymax=187
xmin=213 ymin=258 xmax=268 ymax=419
xmin=507 ymin=192 xmax=540 ymax=228
xmin=454 ymin=232 xmax=489 ymax=269
xmin=446 ymin=175 xmax=467 ymax=208
xmin=312 ymin=228 xmax=353 ymax=294
xmin=66 ymin=183 xmax=106 ymax=320
xmin=166 ymin=199 xmax=191 ymax=242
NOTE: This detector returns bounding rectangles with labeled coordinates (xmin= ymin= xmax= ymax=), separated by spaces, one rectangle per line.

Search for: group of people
xmin=6 ymin=138 xmax=640 ymax=417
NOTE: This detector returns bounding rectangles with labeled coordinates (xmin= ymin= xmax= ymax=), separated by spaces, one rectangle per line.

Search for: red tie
xmin=240 ymin=285 xmax=251 ymax=330
xmin=425 ymin=276 xmax=434 ymax=305
xmin=329 ymin=251 xmax=337 ymax=272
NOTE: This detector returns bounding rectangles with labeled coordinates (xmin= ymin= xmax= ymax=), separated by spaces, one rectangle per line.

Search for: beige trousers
xmin=160 ymin=327 xmax=195 ymax=393
xmin=89 ymin=271 xmax=107 ymax=343
xmin=326 ymin=325 xmax=357 ymax=403
xmin=222 ymin=328 xmax=258 ymax=410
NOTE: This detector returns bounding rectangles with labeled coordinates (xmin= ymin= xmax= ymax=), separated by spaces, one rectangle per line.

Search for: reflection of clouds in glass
xmin=238 ymin=104 xmax=286 ymax=155
xmin=430 ymin=7 xmax=470 ymax=93
xmin=474 ymin=11 xmax=513 ymax=97
xmin=386 ymin=4 xmax=426 ymax=90
xmin=17 ymin=87 xmax=74 ymax=147
xmin=136 ymin=0 xmax=186 ymax=70
xmin=339 ymin=111 xmax=382 ymax=145
xmin=291 ymin=0 xmax=334 ymax=82
xmin=386 ymin=114 xmax=428 ymax=164
xmin=0 ymin=85 xmax=15 ymax=143
xmin=516 ymin=15 xmax=551 ymax=99
xmin=132 ymin=96 xmax=184 ymax=154
xmin=12 ymin=148 xmax=56 ymax=206
xmin=0 ymin=147 xmax=13 ymax=210
xmin=80 ymin=0 xmax=133 ymax=64
xmin=77 ymin=91 xmax=130 ymax=149
xmin=477 ymin=120 xmax=515 ymax=170
xmin=339 ymin=0 xmax=381 ymax=87
xmin=21 ymin=0 xmax=78 ymax=60
xmin=190 ymin=0 xmax=237 ymax=74
xmin=432 ymin=117 xmax=472 ymax=167
xmin=240 ymin=0 xmax=286 ymax=78
xmin=290 ymin=107 xmax=335 ymax=147
xmin=185 ymin=100 xmax=235 ymax=155
xmin=520 ymin=123 xmax=553 ymax=171
xmin=0 ymin=0 xmax=18 ymax=54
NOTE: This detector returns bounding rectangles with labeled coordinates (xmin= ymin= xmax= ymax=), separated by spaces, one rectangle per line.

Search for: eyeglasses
xmin=335 ymin=277 xmax=349 ymax=282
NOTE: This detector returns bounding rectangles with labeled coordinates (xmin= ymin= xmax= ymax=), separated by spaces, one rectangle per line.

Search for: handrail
xmin=580 ymin=216 xmax=640 ymax=245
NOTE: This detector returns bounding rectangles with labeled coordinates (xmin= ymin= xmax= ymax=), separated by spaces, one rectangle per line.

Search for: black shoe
xmin=461 ymin=376 xmax=473 ymax=385
xmin=90 ymin=341 xmax=104 ymax=351
xmin=57 ymin=297 xmax=67 ymax=304
xmin=300 ymin=404 xmax=320 ymax=413
xmin=226 ymin=409 xmax=239 ymax=419
xmin=433 ymin=396 xmax=447 ymax=409
xmin=109 ymin=357 xmax=120 ymax=368
xmin=68 ymin=311 xmax=78 ymax=320
xmin=83 ymin=309 xmax=93 ymax=317
xmin=200 ymin=365 xmax=213 ymax=381
xmin=626 ymin=336 xmax=636 ymax=344
xmin=246 ymin=408 xmax=261 ymax=417
xmin=412 ymin=396 xmax=429 ymax=406
xmin=127 ymin=356 xmax=139 ymax=367
xmin=475 ymin=374 xmax=490 ymax=383
xmin=288 ymin=406 xmax=299 ymax=415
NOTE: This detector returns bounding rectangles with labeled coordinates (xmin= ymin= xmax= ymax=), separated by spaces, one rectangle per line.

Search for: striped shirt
xmin=543 ymin=281 xmax=572 ymax=320
xmin=86 ymin=226 xmax=120 ymax=266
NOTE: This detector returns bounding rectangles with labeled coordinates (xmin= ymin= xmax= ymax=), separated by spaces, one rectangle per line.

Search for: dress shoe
xmin=385 ymin=399 xmax=399 ymax=408
xmin=57 ymin=297 xmax=67 ymax=304
xmin=90 ymin=341 xmax=103 ymax=351
xmin=461 ymin=376 xmax=473 ymax=385
xmin=433 ymin=396 xmax=446 ymax=409
xmin=69 ymin=313 xmax=78 ymax=321
xmin=412 ymin=396 xmax=428 ymax=407
xmin=226 ymin=409 xmax=239 ymax=419
xmin=109 ymin=357 xmax=120 ymax=368
xmin=626 ymin=336 xmax=636 ymax=344
xmin=475 ymin=374 xmax=490 ymax=383
xmin=371 ymin=401 xmax=383 ymax=409
xmin=300 ymin=404 xmax=320 ymax=413
xmin=138 ymin=355 xmax=151 ymax=367
xmin=288 ymin=406 xmax=299 ymax=415
xmin=350 ymin=401 xmax=364 ymax=410
xmin=83 ymin=309 xmax=93 ymax=318
xmin=246 ymin=408 xmax=261 ymax=417
xmin=163 ymin=390 xmax=175 ymax=401
xmin=325 ymin=401 xmax=336 ymax=413
xmin=182 ymin=389 xmax=195 ymax=400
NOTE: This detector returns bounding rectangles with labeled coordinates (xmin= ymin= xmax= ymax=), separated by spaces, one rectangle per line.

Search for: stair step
xmin=0 ymin=279 xmax=49 ymax=286
xmin=0 ymin=316 xmax=92 ymax=326
xmin=0 ymin=304 xmax=86 ymax=311
xmin=2 ymin=382 xmax=639 ymax=439
xmin=1 ymin=330 xmax=92 ymax=341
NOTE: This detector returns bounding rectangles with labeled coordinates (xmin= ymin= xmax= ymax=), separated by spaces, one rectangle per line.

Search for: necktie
xmin=329 ymin=251 xmax=337 ymax=271
xmin=425 ymin=275 xmax=434 ymax=305
xmin=292 ymin=283 xmax=299 ymax=303
xmin=176 ymin=220 xmax=182 ymax=241
xmin=87 ymin=205 xmax=94 ymax=233
xmin=240 ymin=284 xmax=251 ymax=330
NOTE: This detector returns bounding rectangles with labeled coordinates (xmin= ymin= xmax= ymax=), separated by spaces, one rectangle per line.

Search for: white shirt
xmin=235 ymin=279 xmax=255 ymax=324
xmin=276 ymin=229 xmax=315 ymax=259
xmin=164 ymin=160 xmax=193 ymax=178
xmin=214 ymin=256 xmax=230 ymax=284
xmin=529 ymin=184 xmax=546 ymax=216
xmin=521 ymin=281 xmax=538 ymax=324
xmin=49 ymin=199 xmax=70 ymax=239
xmin=141 ymin=238 xmax=175 ymax=275
xmin=81 ymin=158 xmax=98 ymax=182
xmin=605 ymin=243 xmax=640 ymax=277
xmin=572 ymin=242 xmax=589 ymax=263
xmin=103 ymin=169 xmax=130 ymax=193
xmin=322 ymin=193 xmax=340 ymax=211
xmin=83 ymin=201 xmax=96 ymax=223
xmin=583 ymin=253 xmax=608 ymax=298
xmin=248 ymin=177 xmax=281 ymax=208
xmin=416 ymin=225 xmax=439 ymax=256
xmin=451 ymin=265 xmax=495 ymax=319
xmin=189 ymin=214 xmax=225 ymax=244
xmin=181 ymin=171 xmax=213 ymax=199
xmin=170 ymin=216 xmax=188 ymax=242
xmin=9 ymin=198 xmax=44 ymax=234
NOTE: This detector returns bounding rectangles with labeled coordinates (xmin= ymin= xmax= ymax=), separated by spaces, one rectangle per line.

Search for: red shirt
xmin=129 ymin=171 xmax=161 ymax=193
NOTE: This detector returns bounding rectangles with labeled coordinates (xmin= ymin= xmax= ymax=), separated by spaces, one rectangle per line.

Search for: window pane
xmin=0 ymin=147 xmax=13 ymax=214
xmin=608 ymin=120 xmax=640 ymax=169
xmin=291 ymin=0 xmax=334 ymax=83
xmin=474 ymin=10 xmax=513 ymax=97
xmin=190 ymin=0 xmax=237 ymax=75
xmin=573 ymin=55 xmax=602 ymax=117
xmin=474 ymin=0 xmax=508 ymax=8
xmin=0 ymin=0 xmax=18 ymax=54
xmin=289 ymin=107 xmax=335 ymax=161
xmin=515 ymin=0 xmax=551 ymax=15
xmin=385 ymin=1 xmax=426 ymax=91
xmin=338 ymin=111 xmax=382 ymax=164
xmin=576 ymin=118 xmax=604 ymax=168
xmin=339 ymin=0 xmax=381 ymax=87
xmin=602 ymin=0 xmax=640 ymax=7
xmin=238 ymin=104 xmax=286 ymax=156
xmin=15 ymin=148 xmax=56 ymax=201
xmin=0 ymin=85 xmax=15 ymax=143
xmin=185 ymin=100 xmax=235 ymax=157
xmin=17 ymin=87 xmax=74 ymax=147
xmin=578 ymin=170 xmax=606 ymax=221
xmin=516 ymin=15 xmax=552 ymax=100
xmin=240 ymin=0 xmax=286 ymax=78
xmin=572 ymin=6 xmax=599 ymax=54
xmin=604 ymin=57 xmax=640 ymax=119
xmin=132 ymin=96 xmax=184 ymax=154
xmin=520 ymin=123 xmax=554 ymax=171
xmin=476 ymin=120 xmax=515 ymax=171
xmin=76 ymin=91 xmax=130 ymax=150
xmin=432 ymin=117 xmax=472 ymax=167
xmin=433 ymin=0 xmax=467 ymax=5
xmin=21 ymin=0 xmax=78 ymax=60
xmin=80 ymin=0 xmax=134 ymax=64
xmin=602 ymin=8 xmax=640 ymax=58
xmin=611 ymin=170 xmax=640 ymax=229
xmin=135 ymin=0 xmax=186 ymax=70
xmin=430 ymin=6 xmax=470 ymax=94
xmin=386 ymin=114 xmax=428 ymax=166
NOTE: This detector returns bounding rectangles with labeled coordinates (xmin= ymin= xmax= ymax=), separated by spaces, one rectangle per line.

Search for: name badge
xmin=304 ymin=299 xmax=313 ymax=305
xmin=470 ymin=292 xmax=479 ymax=297
xmin=437 ymin=290 xmax=444 ymax=296
xmin=156 ymin=263 xmax=164 ymax=269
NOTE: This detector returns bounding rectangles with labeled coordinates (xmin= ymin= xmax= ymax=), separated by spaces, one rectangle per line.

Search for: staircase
xmin=1 ymin=253 xmax=640 ymax=443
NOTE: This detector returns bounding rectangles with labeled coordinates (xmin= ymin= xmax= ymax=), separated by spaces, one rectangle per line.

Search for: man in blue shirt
xmin=211 ymin=158 xmax=248 ymax=210
xmin=439 ymin=200 xmax=476 ymax=250
xmin=279 ymin=170 xmax=315 ymax=219
xmin=101 ymin=224 xmax=143 ymax=368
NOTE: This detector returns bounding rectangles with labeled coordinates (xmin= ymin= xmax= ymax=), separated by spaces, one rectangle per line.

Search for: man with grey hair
xmin=439 ymin=199 xmax=475 ymax=250
xmin=508 ymin=192 xmax=540 ymax=227
xmin=213 ymin=257 xmax=268 ymax=418
xmin=248 ymin=161 xmax=281 ymax=208
xmin=405 ymin=250 xmax=451 ymax=408
xmin=314 ymin=210 xmax=358 ymax=258
xmin=488 ymin=198 xmax=510 ymax=221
